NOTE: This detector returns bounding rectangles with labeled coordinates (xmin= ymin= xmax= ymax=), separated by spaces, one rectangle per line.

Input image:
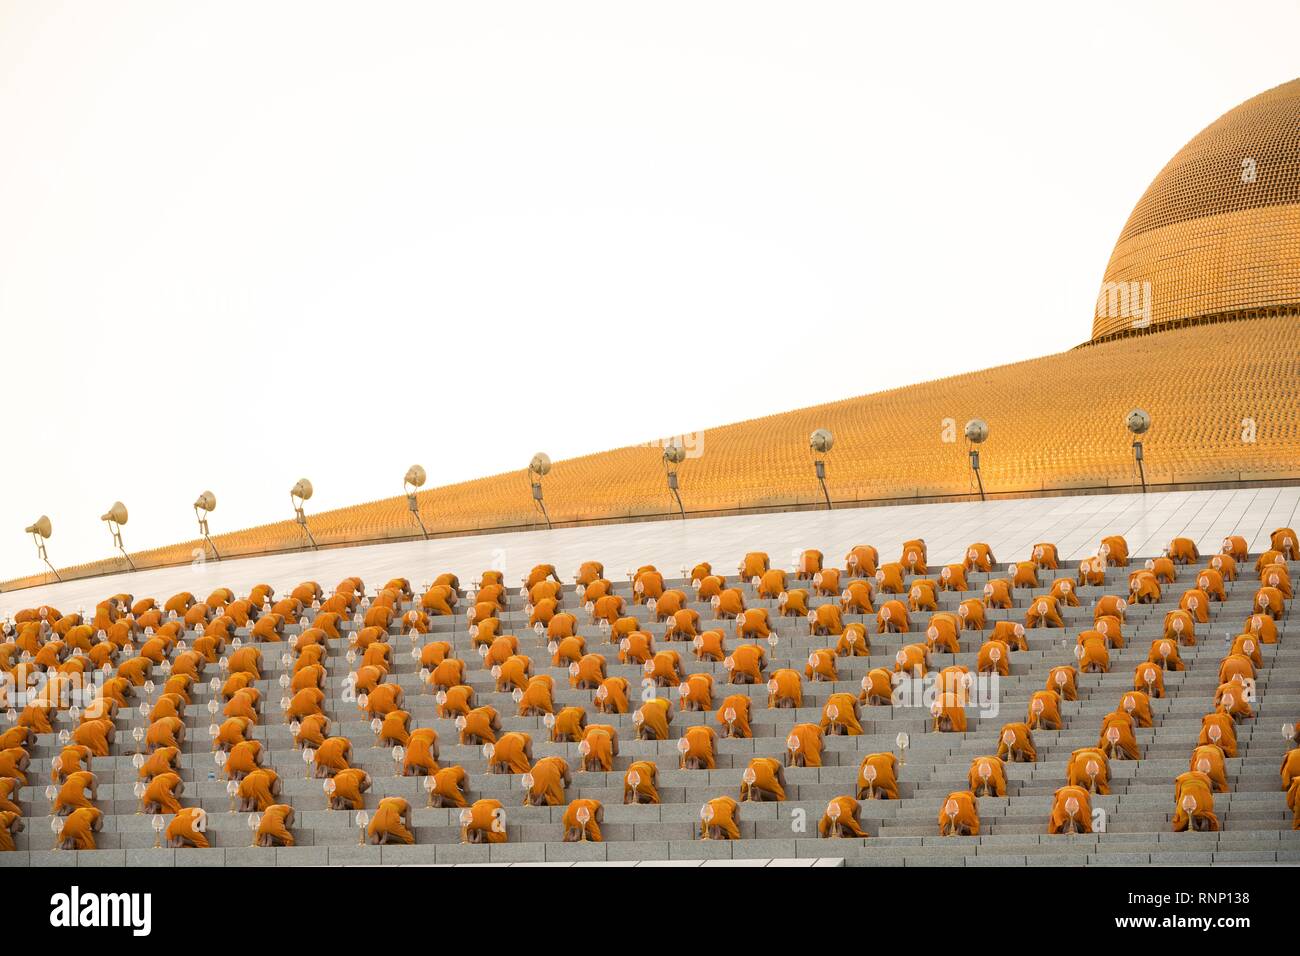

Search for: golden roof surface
xmin=8 ymin=313 xmax=1296 ymax=590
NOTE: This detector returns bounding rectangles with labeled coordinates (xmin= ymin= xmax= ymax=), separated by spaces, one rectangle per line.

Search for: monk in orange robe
xmin=820 ymin=692 xmax=863 ymax=735
xmin=1172 ymin=771 xmax=1219 ymax=831
xmin=1270 ymin=527 xmax=1297 ymax=559
xmin=876 ymin=599 xmax=910 ymax=633
xmin=164 ymin=807 xmax=208 ymax=848
xmin=740 ymin=757 xmax=787 ymax=802
xmin=768 ymin=668 xmax=803 ymax=709
xmin=57 ymin=806 xmax=104 ymax=849
xmin=1067 ymin=747 xmax=1110 ymax=794
xmin=857 ymin=752 xmax=900 ymax=800
xmin=968 ymin=755 xmax=1007 ymax=797
xmin=141 ymin=771 xmax=185 ymax=814
xmin=328 ymin=769 xmax=372 ymax=810
xmin=700 ymin=795 xmax=740 ymax=840
xmin=819 ymin=796 xmax=868 ymax=838
xmin=964 ymin=543 xmax=996 ymax=572
xmin=368 ymin=796 xmax=414 ymax=844
xmin=998 ymin=722 xmax=1037 ymax=763
xmin=1027 ymin=690 xmax=1062 ymax=730
xmin=460 ymin=798 xmax=507 ymax=843
xmin=489 ymin=732 xmax=533 ymax=774
xmin=785 ymin=723 xmax=823 ymax=768
xmin=624 ymin=761 xmax=660 ymax=804
xmin=524 ymin=755 xmax=571 ymax=806
xmin=938 ymin=791 xmax=980 ymax=836
xmin=1189 ymin=744 xmax=1229 ymax=793
xmin=1048 ymin=786 xmax=1092 ymax=834
xmin=636 ymin=697 xmax=673 ymax=740
xmin=238 ymin=768 xmax=283 ymax=812
xmin=680 ymin=725 xmax=717 ymax=770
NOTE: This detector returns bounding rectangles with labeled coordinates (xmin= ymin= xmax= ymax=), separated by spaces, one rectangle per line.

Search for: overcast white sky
xmin=1 ymin=0 xmax=1296 ymax=582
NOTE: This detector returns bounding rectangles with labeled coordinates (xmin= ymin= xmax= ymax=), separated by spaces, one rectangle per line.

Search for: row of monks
xmin=1 ymin=527 xmax=1296 ymax=850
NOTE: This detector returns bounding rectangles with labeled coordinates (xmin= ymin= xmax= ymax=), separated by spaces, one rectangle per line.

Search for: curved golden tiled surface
xmin=7 ymin=315 xmax=1297 ymax=591
xmin=1092 ymin=78 xmax=1300 ymax=342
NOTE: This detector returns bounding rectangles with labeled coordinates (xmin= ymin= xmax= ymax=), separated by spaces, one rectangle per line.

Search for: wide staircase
xmin=4 ymin=550 xmax=1298 ymax=867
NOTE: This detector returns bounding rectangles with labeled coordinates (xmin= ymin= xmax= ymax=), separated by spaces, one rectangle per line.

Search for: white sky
xmin=1 ymin=0 xmax=1296 ymax=582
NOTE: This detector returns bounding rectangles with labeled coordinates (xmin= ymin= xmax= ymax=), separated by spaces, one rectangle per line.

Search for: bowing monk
xmin=819 ymin=797 xmax=868 ymax=838
xmin=636 ymin=697 xmax=673 ymax=740
xmin=785 ymin=723 xmax=823 ymax=768
xmin=1099 ymin=710 xmax=1139 ymax=761
xmin=857 ymin=752 xmax=900 ymax=800
xmin=1199 ymin=712 xmax=1238 ymax=758
xmin=700 ymin=795 xmax=740 ymax=840
xmin=141 ymin=771 xmax=185 ymax=814
xmin=524 ymin=755 xmax=571 ymax=806
xmin=680 ymin=725 xmax=717 ymax=770
xmin=1067 ymin=748 xmax=1110 ymax=794
xmin=368 ymin=796 xmax=415 ymax=845
xmin=820 ymin=692 xmax=864 ymax=736
xmin=328 ymin=769 xmax=372 ymax=810
xmin=969 ymin=755 xmax=1007 ymax=797
xmin=562 ymin=799 xmax=603 ymax=842
xmin=1190 ymin=744 xmax=1229 ymax=793
xmin=164 ymin=807 xmax=209 ymax=848
xmin=461 ymin=798 xmax=507 ymax=844
xmin=1048 ymin=786 xmax=1092 ymax=834
xmin=57 ymin=807 xmax=104 ymax=849
xmin=997 ymin=722 xmax=1037 ymax=763
xmin=489 ymin=732 xmax=533 ymax=774
xmin=624 ymin=761 xmax=660 ymax=804
xmin=739 ymin=757 xmax=787 ymax=802
xmin=1172 ymin=771 xmax=1219 ymax=832
xmin=254 ymin=805 xmax=295 ymax=847
xmin=0 ymin=810 xmax=24 ymax=851
xmin=938 ymin=791 xmax=980 ymax=836
xmin=238 ymin=769 xmax=283 ymax=812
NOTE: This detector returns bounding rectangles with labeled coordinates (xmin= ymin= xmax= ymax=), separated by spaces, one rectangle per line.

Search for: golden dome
xmin=1091 ymin=78 xmax=1300 ymax=343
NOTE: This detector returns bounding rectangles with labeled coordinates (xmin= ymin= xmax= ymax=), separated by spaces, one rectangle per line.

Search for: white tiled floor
xmin=4 ymin=486 xmax=1297 ymax=616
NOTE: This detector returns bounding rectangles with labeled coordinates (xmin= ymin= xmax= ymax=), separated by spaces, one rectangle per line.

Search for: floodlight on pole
xmin=528 ymin=453 xmax=552 ymax=530
xmin=100 ymin=501 xmax=135 ymax=570
xmin=290 ymin=479 xmax=318 ymax=550
xmin=193 ymin=491 xmax=221 ymax=560
xmin=403 ymin=465 xmax=429 ymax=539
xmin=1126 ymin=409 xmax=1151 ymax=493
xmin=809 ymin=429 xmax=834 ymax=510
xmin=964 ymin=419 xmax=989 ymax=501
xmin=663 ymin=445 xmax=686 ymax=519
xmin=25 ymin=515 xmax=60 ymax=582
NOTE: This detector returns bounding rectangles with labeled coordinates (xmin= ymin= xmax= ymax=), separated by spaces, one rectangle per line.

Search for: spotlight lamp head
xmin=964 ymin=419 xmax=990 ymax=444
xmin=528 ymin=453 xmax=552 ymax=478
xmin=291 ymin=479 xmax=314 ymax=503
xmin=194 ymin=491 xmax=217 ymax=513
xmin=1125 ymin=409 xmax=1151 ymax=436
xmin=404 ymin=465 xmax=427 ymax=491
xmin=25 ymin=515 xmax=52 ymax=540
xmin=663 ymin=445 xmax=686 ymax=467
